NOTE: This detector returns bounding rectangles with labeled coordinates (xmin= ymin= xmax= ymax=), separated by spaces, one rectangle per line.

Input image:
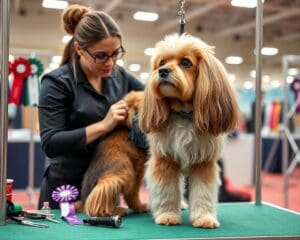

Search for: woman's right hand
xmin=101 ymin=100 xmax=128 ymax=133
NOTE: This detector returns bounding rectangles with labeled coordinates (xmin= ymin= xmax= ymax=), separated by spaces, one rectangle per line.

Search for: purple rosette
xmin=290 ymin=78 xmax=300 ymax=113
xmin=52 ymin=185 xmax=79 ymax=202
xmin=51 ymin=185 xmax=83 ymax=225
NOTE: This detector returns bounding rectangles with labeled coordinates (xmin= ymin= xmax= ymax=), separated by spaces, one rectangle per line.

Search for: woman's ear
xmin=73 ymin=41 xmax=83 ymax=56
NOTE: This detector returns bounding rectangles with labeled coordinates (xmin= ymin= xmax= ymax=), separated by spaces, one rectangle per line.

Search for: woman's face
xmin=78 ymin=36 xmax=122 ymax=78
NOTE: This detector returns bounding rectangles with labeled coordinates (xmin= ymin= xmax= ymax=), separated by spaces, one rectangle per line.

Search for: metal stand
xmin=0 ymin=0 xmax=10 ymax=226
xmin=26 ymin=106 xmax=37 ymax=205
xmin=281 ymin=55 xmax=300 ymax=207
xmin=254 ymin=0 xmax=263 ymax=205
xmin=263 ymin=94 xmax=300 ymax=172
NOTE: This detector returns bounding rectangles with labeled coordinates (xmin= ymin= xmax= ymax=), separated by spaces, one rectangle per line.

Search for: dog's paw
xmin=192 ymin=214 xmax=220 ymax=228
xmin=112 ymin=207 xmax=127 ymax=216
xmin=155 ymin=212 xmax=181 ymax=226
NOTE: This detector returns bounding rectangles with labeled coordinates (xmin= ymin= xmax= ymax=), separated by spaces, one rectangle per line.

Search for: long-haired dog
xmin=139 ymin=33 xmax=238 ymax=228
xmin=76 ymin=91 xmax=148 ymax=217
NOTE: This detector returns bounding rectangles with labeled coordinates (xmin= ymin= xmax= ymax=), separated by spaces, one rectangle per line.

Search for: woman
xmin=38 ymin=4 xmax=144 ymax=209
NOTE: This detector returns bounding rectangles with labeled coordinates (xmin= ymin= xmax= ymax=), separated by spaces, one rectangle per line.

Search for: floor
xmin=11 ymin=167 xmax=300 ymax=213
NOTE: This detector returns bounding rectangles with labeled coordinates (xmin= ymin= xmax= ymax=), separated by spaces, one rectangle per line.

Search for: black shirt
xmin=38 ymin=60 xmax=144 ymax=180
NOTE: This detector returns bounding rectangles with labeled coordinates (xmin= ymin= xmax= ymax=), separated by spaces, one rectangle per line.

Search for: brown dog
xmin=139 ymin=34 xmax=238 ymax=228
xmin=76 ymin=91 xmax=148 ymax=217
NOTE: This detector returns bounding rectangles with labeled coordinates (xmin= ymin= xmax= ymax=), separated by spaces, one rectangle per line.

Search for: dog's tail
xmin=84 ymin=175 xmax=128 ymax=216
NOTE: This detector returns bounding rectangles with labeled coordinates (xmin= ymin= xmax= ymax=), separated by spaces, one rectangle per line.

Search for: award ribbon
xmin=9 ymin=57 xmax=31 ymax=106
xmin=290 ymin=77 xmax=300 ymax=113
xmin=25 ymin=58 xmax=44 ymax=106
xmin=52 ymin=185 xmax=83 ymax=225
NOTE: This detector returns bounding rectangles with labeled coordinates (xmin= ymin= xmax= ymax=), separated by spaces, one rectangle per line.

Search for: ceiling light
xmin=288 ymin=68 xmax=299 ymax=76
xmin=42 ymin=0 xmax=69 ymax=10
xmin=231 ymin=0 xmax=264 ymax=8
xmin=52 ymin=55 xmax=62 ymax=64
xmin=49 ymin=62 xmax=59 ymax=70
xmin=261 ymin=47 xmax=279 ymax=56
xmin=262 ymin=75 xmax=271 ymax=83
xmin=250 ymin=70 xmax=256 ymax=78
xmin=144 ymin=48 xmax=156 ymax=56
xmin=133 ymin=11 xmax=159 ymax=22
xmin=271 ymin=80 xmax=280 ymax=88
xmin=228 ymin=73 xmax=236 ymax=82
xmin=116 ymin=59 xmax=124 ymax=67
xmin=286 ymin=76 xmax=294 ymax=84
xmin=244 ymin=81 xmax=253 ymax=89
xmin=62 ymin=35 xmax=72 ymax=44
xmin=140 ymin=72 xmax=150 ymax=81
xmin=129 ymin=64 xmax=141 ymax=72
xmin=225 ymin=56 xmax=243 ymax=65
xmin=9 ymin=54 xmax=14 ymax=62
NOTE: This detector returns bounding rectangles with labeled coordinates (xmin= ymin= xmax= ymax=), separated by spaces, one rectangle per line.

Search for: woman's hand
xmin=101 ymin=100 xmax=129 ymax=132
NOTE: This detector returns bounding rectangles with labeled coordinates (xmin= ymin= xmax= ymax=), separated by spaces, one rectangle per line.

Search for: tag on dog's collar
xmin=171 ymin=110 xmax=193 ymax=120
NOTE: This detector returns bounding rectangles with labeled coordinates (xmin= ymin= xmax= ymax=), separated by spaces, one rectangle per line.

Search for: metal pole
xmin=0 ymin=0 xmax=10 ymax=226
xmin=254 ymin=0 xmax=263 ymax=205
xmin=282 ymin=55 xmax=289 ymax=208
xmin=27 ymin=106 xmax=37 ymax=205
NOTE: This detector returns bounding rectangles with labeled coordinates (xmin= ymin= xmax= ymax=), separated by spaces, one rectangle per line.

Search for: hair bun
xmin=62 ymin=4 xmax=92 ymax=35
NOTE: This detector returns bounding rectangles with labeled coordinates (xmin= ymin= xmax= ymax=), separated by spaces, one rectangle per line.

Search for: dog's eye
xmin=159 ymin=60 xmax=166 ymax=67
xmin=180 ymin=58 xmax=192 ymax=68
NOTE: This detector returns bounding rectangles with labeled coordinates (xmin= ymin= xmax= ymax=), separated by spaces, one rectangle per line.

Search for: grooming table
xmin=0 ymin=202 xmax=299 ymax=240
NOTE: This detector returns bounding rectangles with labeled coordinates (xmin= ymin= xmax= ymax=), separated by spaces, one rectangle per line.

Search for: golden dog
xmin=76 ymin=91 xmax=148 ymax=217
xmin=139 ymin=33 xmax=238 ymax=228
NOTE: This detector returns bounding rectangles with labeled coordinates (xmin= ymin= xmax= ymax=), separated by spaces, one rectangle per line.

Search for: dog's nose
xmin=159 ymin=67 xmax=171 ymax=78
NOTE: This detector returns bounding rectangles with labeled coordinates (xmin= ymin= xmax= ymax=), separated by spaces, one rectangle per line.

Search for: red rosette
xmin=9 ymin=57 xmax=31 ymax=106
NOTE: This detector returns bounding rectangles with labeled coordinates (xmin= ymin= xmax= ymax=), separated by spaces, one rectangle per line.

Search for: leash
xmin=178 ymin=0 xmax=186 ymax=35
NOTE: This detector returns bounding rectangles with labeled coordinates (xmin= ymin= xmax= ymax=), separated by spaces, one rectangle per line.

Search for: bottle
xmin=41 ymin=201 xmax=51 ymax=214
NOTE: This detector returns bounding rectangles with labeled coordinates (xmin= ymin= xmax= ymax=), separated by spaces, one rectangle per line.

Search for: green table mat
xmin=0 ymin=202 xmax=299 ymax=240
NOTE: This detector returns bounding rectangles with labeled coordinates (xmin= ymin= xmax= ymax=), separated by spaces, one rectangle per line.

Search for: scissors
xmin=22 ymin=210 xmax=60 ymax=223
xmin=10 ymin=216 xmax=49 ymax=228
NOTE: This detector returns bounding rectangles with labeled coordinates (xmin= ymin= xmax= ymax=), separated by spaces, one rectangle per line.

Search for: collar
xmin=171 ymin=110 xmax=193 ymax=121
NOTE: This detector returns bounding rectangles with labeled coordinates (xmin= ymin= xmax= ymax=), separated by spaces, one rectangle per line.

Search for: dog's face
xmin=150 ymin=43 xmax=199 ymax=101
xmin=139 ymin=33 xmax=238 ymax=136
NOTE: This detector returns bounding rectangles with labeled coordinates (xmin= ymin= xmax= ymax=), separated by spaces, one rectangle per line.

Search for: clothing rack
xmin=281 ymin=55 xmax=300 ymax=207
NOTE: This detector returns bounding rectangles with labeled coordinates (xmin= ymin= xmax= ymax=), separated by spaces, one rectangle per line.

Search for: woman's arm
xmin=38 ymin=75 xmax=86 ymax=158
xmin=85 ymin=99 xmax=128 ymax=143
xmin=39 ymin=74 xmax=129 ymax=158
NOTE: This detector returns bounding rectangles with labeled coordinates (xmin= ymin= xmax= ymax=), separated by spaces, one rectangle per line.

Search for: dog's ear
xmin=193 ymin=52 xmax=238 ymax=136
xmin=139 ymin=82 xmax=169 ymax=133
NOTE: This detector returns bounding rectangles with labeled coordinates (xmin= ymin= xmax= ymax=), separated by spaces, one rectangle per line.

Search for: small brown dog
xmin=139 ymin=33 xmax=238 ymax=228
xmin=76 ymin=91 xmax=147 ymax=217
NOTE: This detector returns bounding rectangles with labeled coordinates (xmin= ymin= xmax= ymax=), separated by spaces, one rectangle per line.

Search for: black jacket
xmin=38 ymin=60 xmax=144 ymax=180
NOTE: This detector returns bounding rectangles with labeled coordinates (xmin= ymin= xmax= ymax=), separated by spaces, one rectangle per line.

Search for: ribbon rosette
xmin=24 ymin=58 xmax=44 ymax=106
xmin=290 ymin=78 xmax=300 ymax=113
xmin=9 ymin=57 xmax=31 ymax=106
xmin=52 ymin=185 xmax=83 ymax=225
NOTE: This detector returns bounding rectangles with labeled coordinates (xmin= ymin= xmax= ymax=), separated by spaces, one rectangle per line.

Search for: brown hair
xmin=61 ymin=4 xmax=122 ymax=66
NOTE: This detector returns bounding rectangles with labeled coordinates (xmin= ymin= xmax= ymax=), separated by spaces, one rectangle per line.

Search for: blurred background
xmin=3 ymin=0 xmax=300 ymax=212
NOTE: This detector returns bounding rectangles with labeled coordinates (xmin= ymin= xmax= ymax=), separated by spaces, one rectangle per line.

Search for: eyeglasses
xmin=84 ymin=46 xmax=125 ymax=64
